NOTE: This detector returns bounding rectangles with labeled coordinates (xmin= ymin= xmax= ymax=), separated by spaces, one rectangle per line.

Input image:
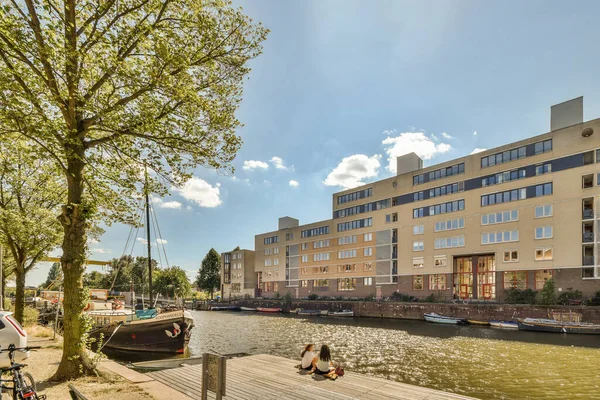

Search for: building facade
xmin=255 ymin=98 xmax=600 ymax=300
xmin=221 ymin=248 xmax=256 ymax=299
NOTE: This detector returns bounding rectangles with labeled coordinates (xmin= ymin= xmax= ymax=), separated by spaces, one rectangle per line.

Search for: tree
xmin=196 ymin=249 xmax=221 ymax=299
xmin=0 ymin=139 xmax=64 ymax=323
xmin=42 ymin=262 xmax=62 ymax=289
xmin=154 ymin=266 xmax=191 ymax=299
xmin=537 ymin=278 xmax=557 ymax=306
xmin=0 ymin=0 xmax=267 ymax=380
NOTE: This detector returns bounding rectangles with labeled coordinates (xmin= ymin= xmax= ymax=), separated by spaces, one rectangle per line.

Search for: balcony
xmin=391 ymin=252 xmax=398 ymax=259
xmin=583 ymin=256 xmax=595 ymax=266
xmin=583 ymin=232 xmax=594 ymax=243
xmin=583 ymin=209 xmax=594 ymax=220
xmin=392 ymin=236 xmax=398 ymax=244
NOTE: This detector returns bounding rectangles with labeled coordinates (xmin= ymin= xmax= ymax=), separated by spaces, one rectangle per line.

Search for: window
xmin=337 ymin=217 xmax=372 ymax=232
xmin=385 ymin=213 xmax=398 ymax=223
xmin=434 ymin=235 xmax=465 ymax=249
xmin=413 ymin=163 xmax=464 ymax=185
xmin=481 ymin=230 xmax=519 ymax=245
xmin=313 ymin=279 xmax=329 ymax=288
xmin=413 ymin=257 xmax=424 ymax=269
xmin=583 ymin=151 xmax=594 ymax=165
xmin=337 ymin=250 xmax=356 ymax=259
xmin=413 ymin=225 xmax=424 ymax=235
xmin=535 ymin=226 xmax=553 ymax=239
xmin=301 ymin=268 xmax=308 ymax=275
xmin=301 ymin=280 xmax=308 ymax=288
xmin=583 ymin=174 xmax=594 ymax=189
xmin=434 ymin=256 xmax=447 ymax=268
xmin=264 ymin=248 xmax=271 ymax=256
xmin=264 ymin=236 xmax=278 ymax=245
xmin=535 ymin=204 xmax=552 ymax=218
xmin=363 ymin=247 xmax=373 ymax=257
xmin=428 ymin=200 xmax=465 ymax=216
xmin=434 ymin=218 xmax=465 ymax=232
xmin=264 ymin=259 xmax=272 ymax=266
xmin=413 ymin=275 xmax=423 ymax=290
xmin=481 ymin=144 xmax=528 ymax=168
xmin=301 ymin=243 xmax=308 ymax=251
xmin=314 ymin=252 xmax=330 ymax=261
xmin=534 ymin=139 xmax=552 ymax=155
xmin=363 ymin=277 xmax=373 ymax=286
xmin=337 ymin=188 xmax=372 ymax=204
xmin=274 ymin=247 xmax=279 ymax=255
xmin=313 ymin=266 xmax=329 ymax=274
xmin=301 ymin=226 xmax=330 ymax=238
xmin=273 ymin=258 xmax=279 ymax=266
xmin=413 ymin=241 xmax=424 ymax=252
xmin=503 ymin=271 xmax=527 ymax=289
xmin=286 ymin=233 xmax=293 ymax=241
xmin=363 ymin=233 xmax=372 ymax=242
xmin=338 ymin=235 xmax=357 ymax=245
xmin=301 ymin=255 xmax=308 ymax=263
xmin=337 ymin=264 xmax=356 ymax=273
xmin=535 ymin=247 xmax=553 ymax=261
xmin=338 ymin=278 xmax=357 ymax=291
xmin=363 ymin=262 xmax=372 ymax=271
xmin=481 ymin=183 xmax=552 ymax=207
xmin=429 ymin=274 xmax=447 ymax=290
xmin=313 ymin=239 xmax=330 ymax=249
xmin=482 ymin=167 xmax=526 ymax=187
xmin=503 ymin=250 xmax=519 ymax=262
xmin=535 ymin=163 xmax=552 ymax=175
xmin=535 ymin=270 xmax=552 ymax=289
xmin=535 ymin=182 xmax=553 ymax=197
xmin=481 ymin=210 xmax=519 ymax=225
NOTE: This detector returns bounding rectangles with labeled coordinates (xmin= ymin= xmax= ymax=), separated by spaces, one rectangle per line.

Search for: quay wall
xmin=228 ymin=299 xmax=600 ymax=323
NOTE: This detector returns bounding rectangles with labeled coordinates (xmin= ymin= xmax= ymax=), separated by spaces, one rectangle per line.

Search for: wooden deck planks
xmin=146 ymin=354 xmax=477 ymax=400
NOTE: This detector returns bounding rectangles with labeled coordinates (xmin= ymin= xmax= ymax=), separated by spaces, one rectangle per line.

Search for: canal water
xmin=186 ymin=311 xmax=600 ymax=400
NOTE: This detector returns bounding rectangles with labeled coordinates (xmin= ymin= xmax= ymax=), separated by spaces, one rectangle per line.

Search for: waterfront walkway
xmin=147 ymin=354 xmax=477 ymax=400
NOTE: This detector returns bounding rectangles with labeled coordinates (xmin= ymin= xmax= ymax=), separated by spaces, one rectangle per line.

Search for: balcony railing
xmin=392 ymin=252 xmax=398 ymax=259
xmin=392 ymin=236 xmax=398 ymax=244
xmin=583 ymin=256 xmax=595 ymax=266
xmin=583 ymin=209 xmax=594 ymax=220
xmin=583 ymin=232 xmax=594 ymax=243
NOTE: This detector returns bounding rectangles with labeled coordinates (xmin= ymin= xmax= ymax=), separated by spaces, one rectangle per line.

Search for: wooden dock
xmin=146 ymin=354 xmax=477 ymax=400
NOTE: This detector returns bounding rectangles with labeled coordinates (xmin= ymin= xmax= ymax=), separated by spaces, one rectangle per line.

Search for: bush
xmin=536 ymin=278 xmax=557 ymax=306
xmin=283 ymin=291 xmax=293 ymax=304
xmin=364 ymin=294 xmax=376 ymax=302
xmin=504 ymin=288 xmax=537 ymax=304
xmin=307 ymin=293 xmax=319 ymax=301
xmin=587 ymin=290 xmax=600 ymax=306
xmin=22 ymin=306 xmax=39 ymax=328
xmin=424 ymin=294 xmax=437 ymax=303
xmin=391 ymin=292 xmax=414 ymax=302
xmin=557 ymin=289 xmax=583 ymax=305
xmin=273 ymin=291 xmax=281 ymax=299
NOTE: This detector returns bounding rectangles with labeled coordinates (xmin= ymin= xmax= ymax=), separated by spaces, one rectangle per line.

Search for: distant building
xmin=254 ymin=97 xmax=600 ymax=300
xmin=221 ymin=248 xmax=256 ymax=299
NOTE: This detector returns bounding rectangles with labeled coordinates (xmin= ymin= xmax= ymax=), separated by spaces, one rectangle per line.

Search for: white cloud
xmin=137 ymin=237 xmax=167 ymax=246
xmin=242 ymin=160 xmax=269 ymax=171
xmin=441 ymin=132 xmax=454 ymax=140
xmin=289 ymin=180 xmax=300 ymax=187
xmin=470 ymin=148 xmax=487 ymax=155
xmin=381 ymin=132 xmax=451 ymax=173
xmin=270 ymin=156 xmax=294 ymax=171
xmin=136 ymin=237 xmax=148 ymax=245
xmin=161 ymin=201 xmax=182 ymax=209
xmin=156 ymin=238 xmax=168 ymax=245
xmin=230 ymin=176 xmax=251 ymax=185
xmin=473 ymin=131 xmax=478 ymax=136
xmin=174 ymin=177 xmax=222 ymax=208
xmin=323 ymin=154 xmax=381 ymax=189
xmin=92 ymin=248 xmax=111 ymax=254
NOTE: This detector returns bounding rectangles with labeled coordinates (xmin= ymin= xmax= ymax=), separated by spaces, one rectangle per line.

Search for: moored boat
xmin=517 ymin=318 xmax=600 ymax=335
xmin=240 ymin=307 xmax=257 ymax=311
xmin=467 ymin=319 xmax=490 ymax=325
xmin=320 ymin=310 xmax=329 ymax=316
xmin=256 ymin=307 xmax=282 ymax=313
xmin=489 ymin=320 xmax=518 ymax=329
xmin=329 ymin=310 xmax=354 ymax=317
xmin=296 ymin=309 xmax=321 ymax=316
xmin=210 ymin=305 xmax=240 ymax=311
xmin=424 ymin=313 xmax=466 ymax=325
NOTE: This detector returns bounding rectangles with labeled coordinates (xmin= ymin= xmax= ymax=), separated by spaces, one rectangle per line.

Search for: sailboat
xmin=87 ymin=173 xmax=194 ymax=353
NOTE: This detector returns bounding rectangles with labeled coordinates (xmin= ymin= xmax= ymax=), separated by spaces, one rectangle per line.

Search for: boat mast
xmin=145 ymin=166 xmax=153 ymax=307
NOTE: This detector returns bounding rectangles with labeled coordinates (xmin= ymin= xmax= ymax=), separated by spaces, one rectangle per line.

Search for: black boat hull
xmin=517 ymin=320 xmax=600 ymax=335
xmin=89 ymin=311 xmax=194 ymax=353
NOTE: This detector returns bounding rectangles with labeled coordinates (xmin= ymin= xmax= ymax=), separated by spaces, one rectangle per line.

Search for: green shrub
xmin=587 ymin=290 xmax=600 ymax=306
xmin=557 ymin=289 xmax=583 ymax=305
xmin=283 ymin=291 xmax=293 ymax=304
xmin=536 ymin=278 xmax=557 ymax=306
xmin=424 ymin=294 xmax=437 ymax=303
xmin=391 ymin=292 xmax=414 ymax=302
xmin=273 ymin=291 xmax=281 ymax=299
xmin=22 ymin=306 xmax=40 ymax=328
xmin=364 ymin=294 xmax=375 ymax=302
xmin=504 ymin=288 xmax=537 ymax=304
xmin=307 ymin=293 xmax=319 ymax=300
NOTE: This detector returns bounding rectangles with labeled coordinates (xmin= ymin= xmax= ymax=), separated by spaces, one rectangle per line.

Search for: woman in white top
xmin=300 ymin=344 xmax=315 ymax=370
xmin=312 ymin=344 xmax=337 ymax=379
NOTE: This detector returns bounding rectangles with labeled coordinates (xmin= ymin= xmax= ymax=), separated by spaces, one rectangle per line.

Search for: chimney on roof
xmin=396 ymin=153 xmax=423 ymax=176
xmin=278 ymin=217 xmax=299 ymax=230
xmin=551 ymin=96 xmax=583 ymax=131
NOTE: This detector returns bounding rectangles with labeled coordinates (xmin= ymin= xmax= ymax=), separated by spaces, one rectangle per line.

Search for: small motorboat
xmin=489 ymin=320 xmax=518 ymax=329
xmin=320 ymin=310 xmax=329 ymax=316
xmin=296 ymin=309 xmax=321 ymax=316
xmin=210 ymin=305 xmax=240 ymax=311
xmin=517 ymin=318 xmax=600 ymax=335
xmin=329 ymin=310 xmax=354 ymax=317
xmin=467 ymin=319 xmax=490 ymax=326
xmin=240 ymin=307 xmax=257 ymax=312
xmin=256 ymin=307 xmax=282 ymax=313
xmin=424 ymin=313 xmax=466 ymax=325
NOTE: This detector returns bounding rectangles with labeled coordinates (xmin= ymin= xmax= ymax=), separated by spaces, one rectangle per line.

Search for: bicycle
xmin=0 ymin=344 xmax=46 ymax=400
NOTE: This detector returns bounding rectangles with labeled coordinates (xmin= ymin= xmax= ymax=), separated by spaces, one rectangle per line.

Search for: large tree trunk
xmin=52 ymin=151 xmax=95 ymax=381
xmin=14 ymin=267 xmax=25 ymax=324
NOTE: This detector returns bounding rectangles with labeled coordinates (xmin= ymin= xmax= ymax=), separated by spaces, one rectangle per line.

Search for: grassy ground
xmin=23 ymin=324 xmax=154 ymax=399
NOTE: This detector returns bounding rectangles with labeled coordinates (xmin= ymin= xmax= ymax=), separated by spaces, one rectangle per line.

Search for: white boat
xmin=240 ymin=307 xmax=257 ymax=311
xmin=329 ymin=310 xmax=354 ymax=317
xmin=424 ymin=313 xmax=466 ymax=325
xmin=320 ymin=310 xmax=329 ymax=316
xmin=489 ymin=320 xmax=518 ymax=329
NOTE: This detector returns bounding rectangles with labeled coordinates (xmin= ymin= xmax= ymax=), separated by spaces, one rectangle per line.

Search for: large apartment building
xmin=221 ymin=248 xmax=256 ymax=299
xmin=255 ymin=97 xmax=600 ymax=300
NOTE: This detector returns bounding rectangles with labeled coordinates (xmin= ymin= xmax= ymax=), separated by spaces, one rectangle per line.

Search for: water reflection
xmin=186 ymin=311 xmax=600 ymax=399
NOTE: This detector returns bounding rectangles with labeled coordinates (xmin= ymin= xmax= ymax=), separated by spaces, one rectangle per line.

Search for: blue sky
xmin=27 ymin=0 xmax=600 ymax=285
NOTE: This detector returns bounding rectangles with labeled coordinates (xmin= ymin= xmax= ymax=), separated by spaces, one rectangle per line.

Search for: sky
xmin=26 ymin=0 xmax=600 ymax=286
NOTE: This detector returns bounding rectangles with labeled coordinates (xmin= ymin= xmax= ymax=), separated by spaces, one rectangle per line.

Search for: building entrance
xmin=453 ymin=254 xmax=496 ymax=300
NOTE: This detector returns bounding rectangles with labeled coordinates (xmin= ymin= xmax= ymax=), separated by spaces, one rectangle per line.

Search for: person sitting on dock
xmin=300 ymin=344 xmax=316 ymax=371
xmin=312 ymin=344 xmax=337 ymax=380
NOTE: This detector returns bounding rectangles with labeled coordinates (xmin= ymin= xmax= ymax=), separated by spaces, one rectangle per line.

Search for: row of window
xmin=335 ymin=199 xmax=390 ymax=219
xmin=480 ymin=139 xmax=551 ymax=168
xmin=338 ymin=249 xmax=357 ymax=259
xmin=337 ymin=217 xmax=373 ymax=232
xmin=413 ymin=181 xmax=465 ymax=202
xmin=263 ymin=258 xmax=280 ymax=266
xmin=482 ymin=167 xmax=526 ymax=187
xmin=434 ymin=235 xmax=465 ymax=250
xmin=300 ymin=277 xmax=375 ymax=290
xmin=301 ymin=226 xmax=330 ymax=238
xmin=434 ymin=217 xmax=465 ymax=232
xmin=481 ymin=210 xmax=519 ymax=225
xmin=413 ymin=199 xmax=465 ymax=219
xmin=337 ymin=188 xmax=372 ymax=205
xmin=300 ymin=262 xmax=373 ymax=276
xmin=413 ymin=163 xmax=465 ymax=185
xmin=503 ymin=248 xmax=553 ymax=262
xmin=481 ymin=230 xmax=519 ymax=244
xmin=231 ymin=253 xmax=242 ymax=260
xmin=264 ymin=247 xmax=280 ymax=256
xmin=412 ymin=256 xmax=448 ymax=269
xmin=313 ymin=239 xmax=330 ymax=249
xmin=481 ymin=183 xmax=552 ymax=207
xmin=264 ymin=236 xmax=278 ymax=245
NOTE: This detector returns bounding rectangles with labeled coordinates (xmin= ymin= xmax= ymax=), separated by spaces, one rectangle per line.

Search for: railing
xmin=583 ymin=256 xmax=595 ymax=266
xmin=583 ymin=232 xmax=594 ymax=243
xmin=391 ymin=252 xmax=398 ymax=259
xmin=583 ymin=209 xmax=594 ymax=220
xmin=392 ymin=236 xmax=398 ymax=244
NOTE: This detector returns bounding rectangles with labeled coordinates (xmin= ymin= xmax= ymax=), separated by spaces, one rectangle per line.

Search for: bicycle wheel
xmin=14 ymin=373 xmax=36 ymax=400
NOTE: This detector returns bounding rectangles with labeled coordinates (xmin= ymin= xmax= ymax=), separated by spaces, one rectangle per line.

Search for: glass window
xmin=413 ymin=225 xmax=424 ymax=235
xmin=413 ymin=275 xmax=423 ymax=290
xmin=503 ymin=271 xmax=527 ymax=289
xmin=535 ymin=247 xmax=553 ymax=261
xmin=428 ymin=274 xmax=447 ymax=290
xmin=503 ymin=250 xmax=519 ymax=262
xmin=413 ymin=241 xmax=424 ymax=251
xmin=535 ymin=270 xmax=552 ymax=289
